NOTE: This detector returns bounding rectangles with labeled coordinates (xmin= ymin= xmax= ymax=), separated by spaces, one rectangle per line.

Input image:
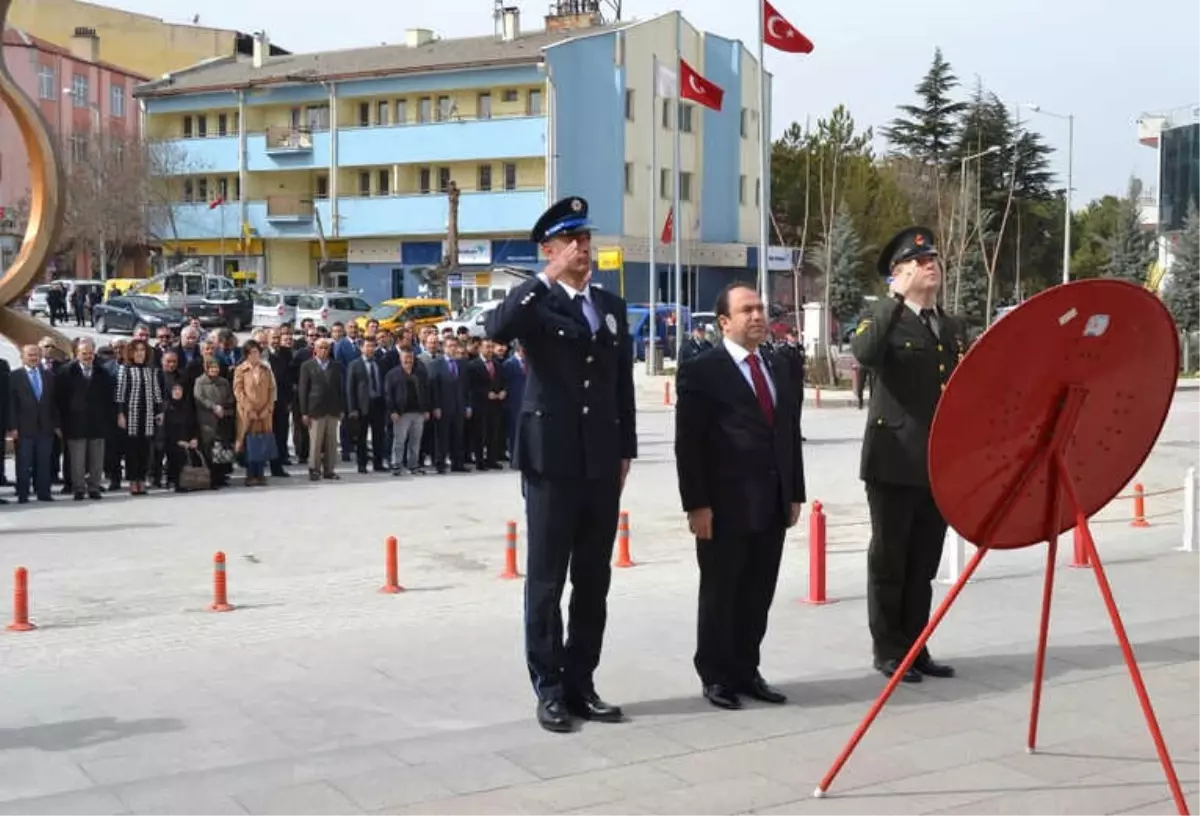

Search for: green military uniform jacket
xmin=850 ymin=295 xmax=968 ymax=488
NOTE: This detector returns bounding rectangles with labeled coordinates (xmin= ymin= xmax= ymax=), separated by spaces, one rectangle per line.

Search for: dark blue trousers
xmin=15 ymin=435 xmax=53 ymax=501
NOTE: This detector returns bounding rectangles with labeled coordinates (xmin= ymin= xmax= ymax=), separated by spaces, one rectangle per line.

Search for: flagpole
xmin=647 ymin=54 xmax=658 ymax=375
xmin=219 ymin=202 xmax=226 ymax=276
xmin=672 ymin=13 xmax=683 ymax=362
xmin=757 ymin=0 xmax=772 ymax=307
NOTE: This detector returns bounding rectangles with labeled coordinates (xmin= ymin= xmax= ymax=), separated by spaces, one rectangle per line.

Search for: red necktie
xmin=486 ymin=360 xmax=494 ymax=377
xmin=745 ymin=353 xmax=775 ymax=425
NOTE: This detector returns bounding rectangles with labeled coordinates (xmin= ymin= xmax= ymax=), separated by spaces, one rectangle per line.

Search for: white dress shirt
xmin=722 ymin=338 xmax=777 ymax=405
xmin=538 ymin=273 xmax=600 ymax=333
xmin=904 ymin=299 xmax=940 ymax=338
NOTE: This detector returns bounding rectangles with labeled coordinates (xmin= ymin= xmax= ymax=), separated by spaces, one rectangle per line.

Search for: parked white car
xmin=294 ymin=291 xmax=372 ymax=329
xmin=25 ymin=284 xmax=52 ymax=316
xmin=436 ymin=300 xmax=502 ymax=338
xmin=252 ymin=288 xmax=307 ymax=327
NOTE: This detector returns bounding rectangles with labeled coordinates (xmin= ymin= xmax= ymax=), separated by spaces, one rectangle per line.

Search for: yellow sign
xmin=596 ymin=247 xmax=623 ymax=271
xmin=310 ymin=240 xmax=349 ymax=260
xmin=474 ymin=271 xmax=491 ymax=287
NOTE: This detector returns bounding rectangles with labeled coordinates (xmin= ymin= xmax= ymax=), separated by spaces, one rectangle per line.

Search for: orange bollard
xmin=801 ymin=502 xmax=834 ymax=604
xmin=1068 ymin=526 xmax=1090 ymax=568
xmin=381 ymin=535 xmax=404 ymax=593
xmin=209 ymin=551 xmax=234 ymax=612
xmin=614 ymin=511 xmax=635 ymax=568
xmin=500 ymin=521 xmax=521 ymax=579
xmin=6 ymin=567 xmax=35 ymax=631
xmin=663 ymin=381 xmax=672 ymax=405
xmin=1131 ymin=483 xmax=1150 ymax=528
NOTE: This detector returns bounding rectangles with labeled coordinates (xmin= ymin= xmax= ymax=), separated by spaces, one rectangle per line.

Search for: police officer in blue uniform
xmin=851 ymin=226 xmax=967 ymax=684
xmin=486 ymin=196 xmax=637 ymax=733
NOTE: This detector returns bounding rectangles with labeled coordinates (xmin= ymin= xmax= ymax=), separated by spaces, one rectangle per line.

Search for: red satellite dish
xmin=929 ymin=279 xmax=1179 ymax=549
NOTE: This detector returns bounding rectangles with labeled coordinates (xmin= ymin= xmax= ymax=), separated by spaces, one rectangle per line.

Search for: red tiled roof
xmin=3 ymin=27 xmax=149 ymax=81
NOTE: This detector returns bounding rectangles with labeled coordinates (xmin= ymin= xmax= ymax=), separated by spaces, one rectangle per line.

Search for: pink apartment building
xmin=0 ymin=25 xmax=147 ymax=277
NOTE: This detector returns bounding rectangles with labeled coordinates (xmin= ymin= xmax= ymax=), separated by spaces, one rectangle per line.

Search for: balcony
xmin=338 ymin=115 xmax=545 ymax=167
xmin=165 ymin=135 xmax=239 ymax=175
xmin=266 ymin=195 xmax=315 ymax=222
xmin=264 ymin=125 xmax=315 ymax=154
xmin=162 ymin=189 xmax=544 ymax=241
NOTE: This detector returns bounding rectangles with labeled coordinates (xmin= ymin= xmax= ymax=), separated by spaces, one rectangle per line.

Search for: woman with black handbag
xmin=192 ymin=357 xmax=236 ymax=489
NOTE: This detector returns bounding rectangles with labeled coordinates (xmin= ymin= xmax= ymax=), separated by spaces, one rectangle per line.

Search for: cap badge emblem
xmin=570 ymin=198 xmax=583 ymax=212
xmin=914 ymin=233 xmax=925 ymax=246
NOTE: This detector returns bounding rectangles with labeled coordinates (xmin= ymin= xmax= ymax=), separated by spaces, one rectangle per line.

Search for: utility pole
xmin=442 ymin=180 xmax=460 ymax=300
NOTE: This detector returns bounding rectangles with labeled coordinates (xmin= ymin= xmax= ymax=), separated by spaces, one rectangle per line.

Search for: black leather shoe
xmin=875 ymin=659 xmax=922 ymax=683
xmin=536 ymin=699 xmax=573 ymax=733
xmin=567 ymin=692 xmax=624 ymax=723
xmin=703 ymin=684 xmax=742 ymax=710
xmin=742 ymin=675 xmax=787 ymax=704
xmin=914 ymin=656 xmax=956 ymax=678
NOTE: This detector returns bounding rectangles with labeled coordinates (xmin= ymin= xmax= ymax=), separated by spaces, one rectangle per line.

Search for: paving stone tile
xmin=574 ymin=725 xmax=692 ymax=764
xmin=513 ymin=763 xmax=687 ymax=812
xmin=0 ymin=752 xmax=95 ymax=803
xmin=499 ymin=739 xmax=615 ymax=779
xmin=234 ymin=781 xmax=363 ymax=815
xmin=0 ymin=787 xmax=130 ymax=815
xmin=413 ymin=752 xmax=540 ymax=794
xmin=326 ymin=764 xmax=455 ymax=811
xmin=613 ymin=772 xmax=800 ymax=815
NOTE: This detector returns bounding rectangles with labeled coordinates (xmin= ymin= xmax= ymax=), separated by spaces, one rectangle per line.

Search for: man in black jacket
xmin=486 ymin=196 xmax=636 ymax=734
xmin=297 ymin=338 xmax=345 ymax=482
xmin=383 ymin=348 xmax=431 ymax=474
xmin=851 ymin=225 xmax=967 ymax=684
xmin=59 ymin=338 xmax=115 ymax=500
xmin=675 ymin=282 xmax=805 ymax=710
xmin=266 ymin=329 xmax=294 ymax=477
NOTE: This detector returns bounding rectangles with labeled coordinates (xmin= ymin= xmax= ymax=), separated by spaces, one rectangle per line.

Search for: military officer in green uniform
xmin=851 ymin=226 xmax=968 ymax=684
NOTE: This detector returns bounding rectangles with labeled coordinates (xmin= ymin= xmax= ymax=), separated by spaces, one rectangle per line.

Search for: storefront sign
xmin=442 ymin=239 xmax=492 ymax=266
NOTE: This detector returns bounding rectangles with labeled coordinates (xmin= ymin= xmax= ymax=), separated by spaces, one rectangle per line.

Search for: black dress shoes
xmin=566 ymin=692 xmax=624 ymax=723
xmin=536 ymin=699 xmax=573 ymax=733
xmin=914 ymin=656 xmax=956 ymax=678
xmin=874 ymin=658 xmax=922 ymax=683
xmin=742 ymin=675 xmax=787 ymax=704
xmin=703 ymin=684 xmax=742 ymax=710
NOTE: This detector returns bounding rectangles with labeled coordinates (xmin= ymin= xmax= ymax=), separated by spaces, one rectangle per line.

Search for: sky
xmin=107 ymin=0 xmax=1198 ymax=208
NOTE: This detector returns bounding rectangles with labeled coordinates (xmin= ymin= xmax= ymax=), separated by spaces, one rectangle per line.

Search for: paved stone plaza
xmin=0 ymin=329 xmax=1196 ymax=814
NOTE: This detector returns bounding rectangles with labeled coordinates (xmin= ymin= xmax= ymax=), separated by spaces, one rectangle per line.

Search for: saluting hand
xmin=543 ymin=240 xmax=579 ymax=284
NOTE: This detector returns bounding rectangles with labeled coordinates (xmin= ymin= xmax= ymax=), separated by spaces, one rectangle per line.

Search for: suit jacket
xmin=383 ymin=363 xmax=430 ymax=416
xmin=850 ymin=295 xmax=967 ymax=488
xmin=8 ymin=365 xmax=59 ymax=437
xmin=59 ymin=361 xmax=116 ymax=440
xmin=675 ymin=343 xmax=805 ymax=534
xmin=345 ymin=356 xmax=385 ymax=416
xmin=0 ymin=359 xmax=10 ymax=440
xmin=501 ymin=355 xmax=527 ymax=418
xmin=678 ymin=337 xmax=713 ymax=366
xmin=297 ymin=358 xmax=345 ymax=418
xmin=468 ymin=355 xmax=505 ymax=409
xmin=266 ymin=347 xmax=295 ymax=403
xmin=485 ymin=276 xmax=636 ymax=479
xmin=428 ymin=356 xmax=469 ymax=417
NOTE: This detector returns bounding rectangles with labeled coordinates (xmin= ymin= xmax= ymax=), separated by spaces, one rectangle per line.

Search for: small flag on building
xmin=679 ymin=60 xmax=724 ymax=112
xmin=661 ymin=206 xmax=674 ymax=245
xmin=208 ymin=195 xmax=225 ymax=210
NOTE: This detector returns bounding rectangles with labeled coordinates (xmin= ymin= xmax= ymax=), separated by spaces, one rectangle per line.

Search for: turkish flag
xmin=763 ymin=1 xmax=814 ymax=54
xmin=679 ymin=60 xmax=723 ymax=112
xmin=208 ymin=195 xmax=225 ymax=210
xmin=661 ymin=206 xmax=674 ymax=244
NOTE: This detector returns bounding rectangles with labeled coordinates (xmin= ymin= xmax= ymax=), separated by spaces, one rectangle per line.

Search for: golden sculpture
xmin=0 ymin=0 xmax=68 ymax=358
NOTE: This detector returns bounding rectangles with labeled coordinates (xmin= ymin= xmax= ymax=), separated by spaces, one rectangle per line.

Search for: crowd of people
xmin=0 ymin=315 xmax=529 ymax=504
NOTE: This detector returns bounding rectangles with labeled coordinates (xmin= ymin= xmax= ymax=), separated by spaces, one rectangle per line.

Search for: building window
xmin=739 ymin=174 xmax=747 ymax=205
xmin=756 ymin=177 xmax=761 ymax=206
xmin=315 ymin=175 xmax=329 ymax=199
xmin=109 ymin=85 xmax=125 ymax=117
xmin=114 ymin=141 xmax=124 ymax=166
xmin=661 ymin=99 xmax=672 ymax=130
xmin=217 ymin=113 xmax=228 ymax=137
xmin=377 ymin=101 xmax=389 ymax=126
xmin=502 ymin=89 xmax=518 ymax=102
xmin=478 ymin=164 xmax=492 ymax=192
xmin=660 ymin=168 xmax=671 ymax=200
xmin=527 ymin=89 xmax=543 ymax=116
xmin=740 ymin=108 xmax=750 ymax=138
xmin=69 ymin=135 xmax=87 ymax=162
xmin=477 ymin=93 xmax=492 ymax=120
xmin=395 ymin=99 xmax=407 ymax=124
xmin=678 ymin=103 xmax=694 ymax=134
xmin=217 ymin=177 xmax=228 ymax=200
xmin=306 ymin=104 xmax=330 ymax=131
xmin=196 ymin=115 xmax=208 ymax=138
xmin=197 ymin=178 xmax=208 ymax=201
xmin=417 ymin=97 xmax=431 ymax=123
xmin=358 ymin=102 xmax=370 ymax=127
xmin=359 ymin=171 xmax=371 ymax=196
xmin=436 ymin=96 xmax=453 ymax=121
xmin=377 ymin=169 xmax=390 ymax=195
xmin=418 ymin=167 xmax=431 ymax=194
xmin=233 ymin=112 xmax=240 ymax=134
xmin=437 ymin=167 xmax=451 ymax=192
xmin=183 ymin=179 xmax=194 ymax=203
xmin=182 ymin=115 xmax=193 ymax=138
xmin=71 ymin=74 xmax=88 ymax=108
xmin=680 ymin=171 xmax=693 ymax=202
xmin=624 ymin=89 xmax=635 ymax=122
xmin=37 ymin=65 xmax=54 ymax=101
xmin=503 ymin=162 xmax=517 ymax=191
xmin=624 ymin=162 xmax=633 ymax=194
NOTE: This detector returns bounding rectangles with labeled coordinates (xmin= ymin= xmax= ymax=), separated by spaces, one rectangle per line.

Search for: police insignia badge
xmin=570 ymin=198 xmax=583 ymax=212
xmin=605 ymin=313 xmax=617 ymax=333
xmin=855 ymin=318 xmax=872 ymax=335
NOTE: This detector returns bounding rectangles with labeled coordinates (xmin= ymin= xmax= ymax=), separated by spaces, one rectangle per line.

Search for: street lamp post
xmin=953 ymin=145 xmax=1002 ymax=312
xmin=66 ymin=86 xmax=107 ymax=280
xmin=1025 ymin=103 xmax=1074 ymax=285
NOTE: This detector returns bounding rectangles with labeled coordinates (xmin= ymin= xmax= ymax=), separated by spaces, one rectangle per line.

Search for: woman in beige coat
xmin=232 ymin=339 xmax=277 ymax=486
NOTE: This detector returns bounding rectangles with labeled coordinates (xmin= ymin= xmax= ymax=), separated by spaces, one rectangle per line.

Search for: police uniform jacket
xmin=850 ymin=296 xmax=966 ymax=488
xmin=486 ymin=276 xmax=636 ymax=479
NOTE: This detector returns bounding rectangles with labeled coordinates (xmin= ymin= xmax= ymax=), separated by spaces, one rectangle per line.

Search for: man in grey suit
xmin=297 ymin=338 xmax=345 ymax=482
xmin=7 ymin=344 xmax=60 ymax=503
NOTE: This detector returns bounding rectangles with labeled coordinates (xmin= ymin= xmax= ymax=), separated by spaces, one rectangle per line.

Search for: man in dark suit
xmin=266 ymin=329 xmax=294 ymax=476
xmin=7 ymin=344 xmax=60 ymax=503
xmin=678 ymin=324 xmax=713 ymax=366
xmin=346 ymin=336 xmax=388 ymax=474
xmin=467 ymin=339 xmax=506 ymax=470
xmin=675 ymin=282 xmax=805 ymax=710
xmin=851 ymin=226 xmax=967 ymax=684
xmin=0 ymin=354 xmax=9 ymax=492
xmin=297 ymin=338 xmax=346 ymax=482
xmin=486 ymin=196 xmax=636 ymax=734
xmin=290 ymin=328 xmax=317 ymax=464
xmin=59 ymin=338 xmax=115 ymax=500
xmin=500 ymin=343 xmax=527 ymax=459
xmin=427 ymin=336 xmax=470 ymax=474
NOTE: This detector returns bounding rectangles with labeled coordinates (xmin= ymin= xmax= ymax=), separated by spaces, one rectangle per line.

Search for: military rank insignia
xmin=855 ymin=318 xmax=872 ymax=335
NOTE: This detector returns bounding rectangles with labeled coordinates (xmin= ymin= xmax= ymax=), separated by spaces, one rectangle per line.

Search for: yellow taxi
xmin=355 ymin=298 xmax=451 ymax=333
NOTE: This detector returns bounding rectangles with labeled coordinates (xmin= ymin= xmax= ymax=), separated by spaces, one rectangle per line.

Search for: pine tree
xmin=882 ymin=48 xmax=967 ymax=166
xmin=956 ymin=243 xmax=990 ymax=332
xmin=819 ymin=201 xmax=865 ymax=324
xmin=1103 ymin=177 xmax=1157 ymax=284
xmin=1164 ymin=201 xmax=1199 ymax=334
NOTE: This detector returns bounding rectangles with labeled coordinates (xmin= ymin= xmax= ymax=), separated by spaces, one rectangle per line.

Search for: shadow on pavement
xmin=0 ymin=716 xmax=184 ymax=753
